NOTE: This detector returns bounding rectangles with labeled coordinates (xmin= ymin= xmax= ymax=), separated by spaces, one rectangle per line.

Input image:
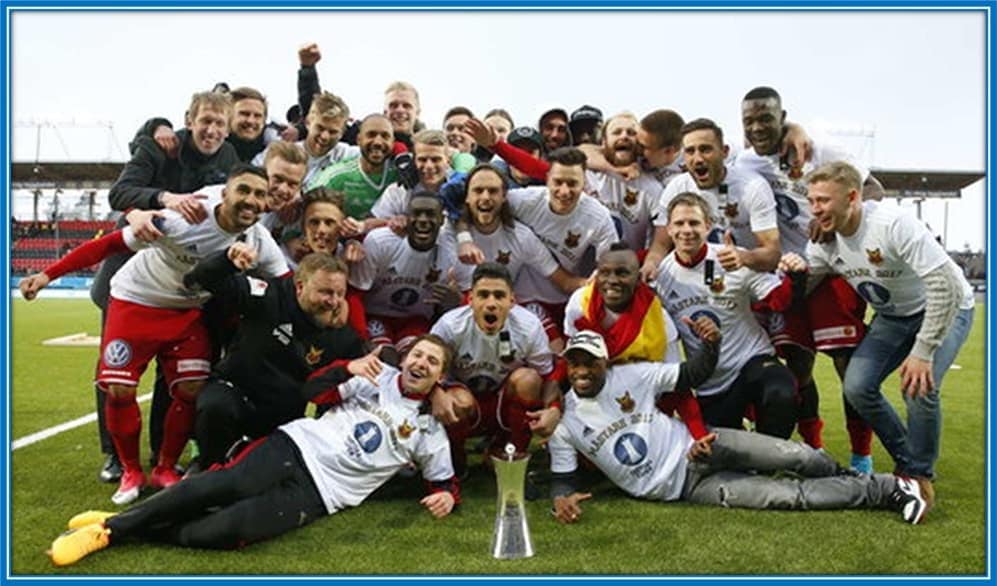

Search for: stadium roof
xmin=11 ymin=162 xmax=124 ymax=190
xmin=871 ymin=168 xmax=986 ymax=199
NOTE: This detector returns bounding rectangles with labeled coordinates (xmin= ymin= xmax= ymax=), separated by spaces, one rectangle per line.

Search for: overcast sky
xmin=9 ymin=9 xmax=988 ymax=251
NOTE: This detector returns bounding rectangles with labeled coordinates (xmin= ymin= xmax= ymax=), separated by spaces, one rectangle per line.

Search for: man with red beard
xmin=584 ymin=113 xmax=667 ymax=252
xmin=309 ymin=114 xmax=398 ymax=233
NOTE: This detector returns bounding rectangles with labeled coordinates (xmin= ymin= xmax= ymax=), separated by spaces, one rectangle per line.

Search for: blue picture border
xmin=1 ymin=1 xmax=992 ymax=585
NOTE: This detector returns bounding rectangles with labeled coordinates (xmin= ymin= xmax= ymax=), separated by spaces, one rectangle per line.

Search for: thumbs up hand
xmin=716 ymin=230 xmax=743 ymax=271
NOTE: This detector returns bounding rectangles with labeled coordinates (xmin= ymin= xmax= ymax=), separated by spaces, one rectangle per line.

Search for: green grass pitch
xmin=8 ymin=298 xmax=988 ymax=575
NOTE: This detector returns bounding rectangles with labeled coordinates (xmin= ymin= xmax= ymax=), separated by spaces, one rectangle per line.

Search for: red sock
xmin=846 ymin=417 xmax=873 ymax=456
xmin=105 ymin=394 xmax=142 ymax=472
xmin=797 ymin=417 xmax=824 ymax=449
xmin=157 ymin=395 xmax=195 ymax=469
xmin=503 ymin=395 xmax=542 ymax=453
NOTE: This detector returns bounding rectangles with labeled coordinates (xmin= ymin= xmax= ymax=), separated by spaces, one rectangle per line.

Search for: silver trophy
xmin=490 ymin=443 xmax=534 ymax=559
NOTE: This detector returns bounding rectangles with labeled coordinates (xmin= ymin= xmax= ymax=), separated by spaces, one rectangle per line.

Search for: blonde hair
xmin=309 ymin=91 xmax=350 ymax=121
xmin=188 ymin=91 xmax=233 ymax=121
xmin=805 ymin=161 xmax=863 ymax=193
xmin=264 ymin=140 xmax=308 ymax=167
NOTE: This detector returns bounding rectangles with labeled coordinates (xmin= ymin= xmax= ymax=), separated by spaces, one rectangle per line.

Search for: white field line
xmin=11 ymin=392 xmax=153 ymax=451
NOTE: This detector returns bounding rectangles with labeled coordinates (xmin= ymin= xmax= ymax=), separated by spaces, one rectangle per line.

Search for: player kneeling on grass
xmin=48 ymin=336 xmax=460 ymax=567
xmin=549 ymin=329 xmax=931 ymax=527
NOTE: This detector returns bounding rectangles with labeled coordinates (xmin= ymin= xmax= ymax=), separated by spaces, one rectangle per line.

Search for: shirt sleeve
xmin=254 ymin=229 xmax=292 ymax=278
xmin=520 ymin=226 xmax=560 ymax=277
xmin=347 ymin=233 xmax=383 ymax=291
xmin=745 ymin=177 xmax=779 ymax=233
xmin=562 ymin=288 xmax=585 ymax=338
xmin=744 ymin=268 xmax=783 ymax=302
xmin=548 ymin=426 xmax=579 ymax=475
xmin=889 ymin=213 xmax=950 ymax=278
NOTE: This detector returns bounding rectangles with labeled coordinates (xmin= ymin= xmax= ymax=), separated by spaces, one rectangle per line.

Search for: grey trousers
xmin=682 ymin=428 xmax=897 ymax=510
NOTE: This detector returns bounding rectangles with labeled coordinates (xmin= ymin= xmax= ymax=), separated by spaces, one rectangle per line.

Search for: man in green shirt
xmin=309 ymin=114 xmax=398 ymax=235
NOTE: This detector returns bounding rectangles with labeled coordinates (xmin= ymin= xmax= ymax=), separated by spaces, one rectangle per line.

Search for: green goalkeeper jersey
xmin=309 ymin=158 xmax=399 ymax=220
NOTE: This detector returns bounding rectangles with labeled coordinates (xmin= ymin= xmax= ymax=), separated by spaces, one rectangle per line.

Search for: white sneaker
xmin=111 ymin=468 xmax=146 ymax=506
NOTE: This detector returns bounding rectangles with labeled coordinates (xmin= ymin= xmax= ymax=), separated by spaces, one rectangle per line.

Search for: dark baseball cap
xmin=570 ymin=105 xmax=603 ymax=125
xmin=538 ymin=108 xmax=569 ymax=127
xmin=507 ymin=126 xmax=543 ymax=150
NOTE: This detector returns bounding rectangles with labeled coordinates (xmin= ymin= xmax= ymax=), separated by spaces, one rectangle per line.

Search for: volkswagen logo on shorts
xmin=613 ymin=433 xmax=648 ymax=466
xmin=353 ymin=421 xmax=383 ymax=453
xmin=103 ymin=339 xmax=132 ymax=368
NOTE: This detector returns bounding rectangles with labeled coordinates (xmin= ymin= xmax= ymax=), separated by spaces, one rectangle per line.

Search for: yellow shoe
xmin=67 ymin=510 xmax=117 ymax=530
xmin=49 ymin=524 xmax=110 ymax=566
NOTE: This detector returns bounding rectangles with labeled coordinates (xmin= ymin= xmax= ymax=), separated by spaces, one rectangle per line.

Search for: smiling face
xmin=667 ymin=201 xmax=711 ymax=260
xmin=470 ymin=277 xmax=514 ymax=335
xmin=401 ymin=339 xmax=448 ymax=396
xmin=305 ymin=114 xmax=346 ymax=157
xmin=359 ymin=117 xmax=394 ymax=168
xmin=596 ymin=249 xmax=640 ymax=313
xmin=565 ymin=350 xmax=608 ymax=398
xmin=546 ymin=162 xmax=585 ymax=215
xmin=295 ymin=268 xmax=348 ymax=328
xmin=414 ymin=142 xmax=450 ymax=189
xmin=682 ymin=129 xmax=728 ymax=190
xmin=264 ymin=156 xmax=306 ymax=212
xmin=303 ymin=201 xmax=345 ymax=254
xmin=187 ymin=105 xmax=230 ymax=156
xmin=231 ymin=97 xmax=266 ymax=142
xmin=465 ymin=168 xmax=506 ymax=232
xmin=741 ymin=97 xmax=785 ymax=156
xmin=484 ymin=114 xmax=512 ymax=143
xmin=807 ymin=179 xmax=860 ymax=236
xmin=444 ymin=113 xmax=474 ymax=153
xmin=541 ymin=113 xmax=570 ymax=151
xmin=220 ymin=171 xmax=268 ymax=231
xmin=406 ymin=195 xmax=443 ymax=251
xmin=602 ymin=116 xmax=639 ymax=167
xmin=384 ymin=88 xmax=420 ymax=135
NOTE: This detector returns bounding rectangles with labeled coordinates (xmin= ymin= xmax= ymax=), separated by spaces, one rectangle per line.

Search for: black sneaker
xmin=98 ymin=453 xmax=122 ymax=483
xmin=891 ymin=476 xmax=928 ymax=525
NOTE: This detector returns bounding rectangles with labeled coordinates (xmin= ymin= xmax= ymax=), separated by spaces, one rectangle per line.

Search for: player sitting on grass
xmin=548 ymin=329 xmax=931 ymax=526
xmin=47 ymin=336 xmax=459 ymax=567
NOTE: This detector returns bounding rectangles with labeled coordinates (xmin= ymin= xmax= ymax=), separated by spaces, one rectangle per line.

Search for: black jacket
xmin=185 ymin=251 xmax=366 ymax=425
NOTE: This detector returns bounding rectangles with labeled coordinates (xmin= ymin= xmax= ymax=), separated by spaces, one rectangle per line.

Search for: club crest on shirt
xmin=397 ymin=419 xmax=415 ymax=439
xmin=305 ymin=345 xmax=324 ymax=366
xmin=866 ymin=248 xmax=884 ymax=265
xmin=616 ymin=391 xmax=635 ymax=413
xmin=624 ymin=188 xmax=639 ymax=206
xmin=723 ymin=202 xmax=739 ymax=218
xmin=564 ymin=231 xmax=581 ymax=248
xmin=425 ymin=267 xmax=441 ymax=283
xmin=709 ymin=274 xmax=726 ymax=293
xmin=496 ymin=249 xmax=511 ymax=265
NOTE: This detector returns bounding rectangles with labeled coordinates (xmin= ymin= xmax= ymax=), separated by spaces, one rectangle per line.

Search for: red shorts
xmin=763 ymin=276 xmax=866 ymax=355
xmin=520 ymin=300 xmax=565 ymax=342
xmin=367 ymin=315 xmax=431 ymax=353
xmin=97 ymin=297 xmax=212 ymax=390
xmin=452 ymin=375 xmax=514 ymax=439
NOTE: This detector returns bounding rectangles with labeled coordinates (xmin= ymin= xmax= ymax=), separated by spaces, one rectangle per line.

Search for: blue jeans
xmin=842 ymin=307 xmax=974 ymax=479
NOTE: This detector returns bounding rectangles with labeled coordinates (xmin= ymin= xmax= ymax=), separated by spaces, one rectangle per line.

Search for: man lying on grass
xmin=549 ymin=328 xmax=930 ymax=526
xmin=48 ymin=336 xmax=459 ymax=566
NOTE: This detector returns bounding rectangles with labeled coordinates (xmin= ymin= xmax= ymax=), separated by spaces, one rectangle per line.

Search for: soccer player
xmin=583 ymin=112 xmax=665 ymax=251
xmin=568 ymin=105 xmax=603 ymax=146
xmin=255 ymin=91 xmax=359 ymax=185
xmin=635 ymin=109 xmax=686 ymax=191
xmin=452 ymin=164 xmax=584 ymax=307
xmin=735 ymin=86 xmax=883 ymax=468
xmin=348 ymin=192 xmax=465 ymax=359
xmin=538 ymin=108 xmax=572 ymax=153
xmin=430 ymin=263 xmax=561 ymax=474
xmin=652 ymin=193 xmax=799 ymax=439
xmin=47 ymin=337 xmax=459 ymax=566
xmin=549 ymin=330 xmax=931 ymax=526
xmin=92 ymin=90 xmax=241 ymax=483
xmin=20 ymin=165 xmax=289 ymax=505
xmin=183 ymin=250 xmax=367 ymax=467
xmin=564 ymin=243 xmax=680 ymax=364
xmin=309 ymin=114 xmax=399 ymax=226
xmin=461 ymin=147 xmax=618 ymax=348
xmin=804 ymin=161 xmax=975 ymax=508
xmin=643 ymin=118 xmax=781 ymax=279
xmin=370 ymin=130 xmax=454 ymax=223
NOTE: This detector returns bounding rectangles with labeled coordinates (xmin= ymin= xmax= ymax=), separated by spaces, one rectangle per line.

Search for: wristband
xmin=456 ymin=231 xmax=474 ymax=245
xmin=546 ymin=400 xmax=562 ymax=412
